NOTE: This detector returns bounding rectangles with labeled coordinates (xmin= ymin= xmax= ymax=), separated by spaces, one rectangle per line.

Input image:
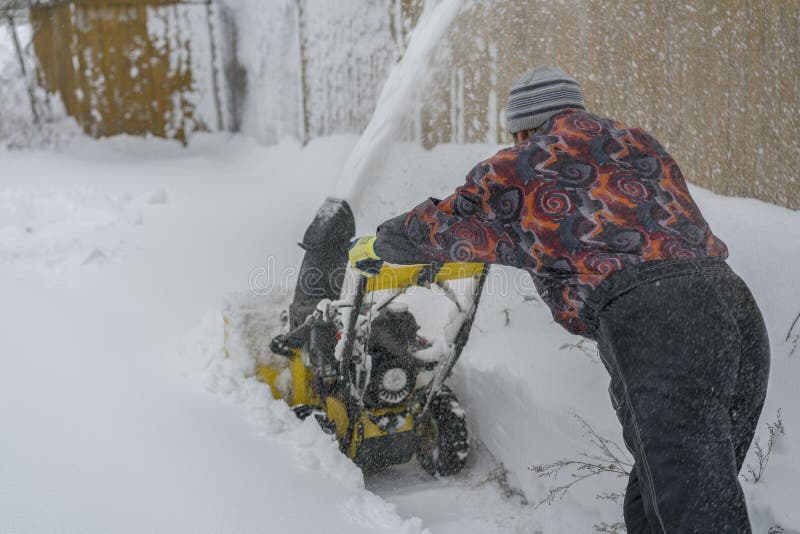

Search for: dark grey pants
xmin=584 ymin=258 xmax=770 ymax=533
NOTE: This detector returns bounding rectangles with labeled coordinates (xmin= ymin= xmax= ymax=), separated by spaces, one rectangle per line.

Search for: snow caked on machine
xmin=260 ymin=198 xmax=488 ymax=475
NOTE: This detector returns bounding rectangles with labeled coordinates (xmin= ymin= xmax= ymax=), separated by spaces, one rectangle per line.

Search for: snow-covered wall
xmin=219 ymin=0 xmax=421 ymax=145
xmin=222 ymin=0 xmax=798 ymax=209
xmin=28 ymin=1 xmax=223 ymax=143
xmin=419 ymin=0 xmax=800 ymax=209
xmin=300 ymin=0 xmax=404 ymax=139
xmin=0 ymin=19 xmax=36 ymax=142
xmin=6 ymin=0 xmax=798 ymax=208
xmin=216 ymin=0 xmax=303 ymax=144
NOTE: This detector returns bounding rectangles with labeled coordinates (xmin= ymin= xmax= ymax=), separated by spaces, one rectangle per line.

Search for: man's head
xmin=507 ymin=66 xmax=585 ymax=144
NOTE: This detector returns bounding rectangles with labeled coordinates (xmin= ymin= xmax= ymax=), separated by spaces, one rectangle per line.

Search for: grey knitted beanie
xmin=506 ymin=66 xmax=585 ymax=133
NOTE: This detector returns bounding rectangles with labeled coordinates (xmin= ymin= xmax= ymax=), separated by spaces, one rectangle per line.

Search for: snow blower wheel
xmin=414 ymin=387 xmax=470 ymax=476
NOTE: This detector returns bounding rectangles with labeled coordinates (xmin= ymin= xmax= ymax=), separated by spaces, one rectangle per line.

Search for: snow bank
xmin=0 ymin=133 xmax=427 ymax=534
xmin=2 ymin=132 xmax=798 ymax=533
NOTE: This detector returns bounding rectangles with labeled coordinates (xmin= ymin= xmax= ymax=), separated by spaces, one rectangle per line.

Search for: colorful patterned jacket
xmin=374 ymin=109 xmax=728 ymax=336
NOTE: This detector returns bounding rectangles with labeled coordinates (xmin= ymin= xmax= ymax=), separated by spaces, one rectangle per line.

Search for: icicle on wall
xmin=216 ymin=0 xmax=303 ymax=144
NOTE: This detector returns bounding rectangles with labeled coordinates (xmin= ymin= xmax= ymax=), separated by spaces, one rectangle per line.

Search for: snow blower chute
xmin=261 ymin=198 xmax=488 ymax=474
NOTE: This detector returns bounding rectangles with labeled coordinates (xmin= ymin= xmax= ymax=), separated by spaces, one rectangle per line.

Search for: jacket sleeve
xmin=374 ymin=155 xmax=513 ymax=265
xmin=373 ymin=212 xmax=440 ymax=264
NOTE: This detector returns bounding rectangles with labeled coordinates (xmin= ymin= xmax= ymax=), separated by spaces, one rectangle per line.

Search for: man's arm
xmin=373 ymin=212 xmax=440 ymax=264
xmin=374 ymin=155 xmax=514 ymax=265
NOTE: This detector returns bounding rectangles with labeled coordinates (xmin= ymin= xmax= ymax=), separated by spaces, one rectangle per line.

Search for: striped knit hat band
xmin=506 ymin=66 xmax=585 ymax=133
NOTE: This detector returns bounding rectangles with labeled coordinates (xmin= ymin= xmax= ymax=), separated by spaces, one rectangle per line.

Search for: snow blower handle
xmin=414 ymin=261 xmax=443 ymax=288
xmin=421 ymin=264 xmax=490 ymax=417
xmin=348 ymin=236 xmax=384 ymax=277
xmin=269 ymin=314 xmax=315 ymax=357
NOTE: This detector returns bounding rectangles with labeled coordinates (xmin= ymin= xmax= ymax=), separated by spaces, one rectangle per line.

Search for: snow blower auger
xmin=260 ymin=197 xmax=489 ymax=475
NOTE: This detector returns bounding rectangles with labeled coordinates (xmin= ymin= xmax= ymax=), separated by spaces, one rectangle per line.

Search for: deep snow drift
xmin=1 ymin=134 xmax=798 ymax=533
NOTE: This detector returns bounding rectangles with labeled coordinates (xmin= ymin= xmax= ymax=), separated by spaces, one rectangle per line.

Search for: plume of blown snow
xmin=336 ymin=0 xmax=464 ymax=207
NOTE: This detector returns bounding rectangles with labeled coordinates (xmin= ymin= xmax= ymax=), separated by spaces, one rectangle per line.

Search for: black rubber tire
xmin=414 ymin=387 xmax=470 ymax=476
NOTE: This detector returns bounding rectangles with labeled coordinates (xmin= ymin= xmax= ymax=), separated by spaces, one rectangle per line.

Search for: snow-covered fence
xmin=6 ymin=0 xmax=421 ymax=146
xmin=0 ymin=2 xmax=51 ymax=145
xmin=6 ymin=0 xmax=798 ymax=209
xmin=298 ymin=0 xmax=422 ymax=141
xmin=218 ymin=0 xmax=422 ymax=145
xmin=28 ymin=0 xmax=224 ymax=143
xmin=240 ymin=0 xmax=798 ymax=209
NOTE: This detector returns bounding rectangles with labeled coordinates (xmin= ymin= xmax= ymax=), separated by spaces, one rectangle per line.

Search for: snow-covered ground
xmin=1 ymin=134 xmax=798 ymax=533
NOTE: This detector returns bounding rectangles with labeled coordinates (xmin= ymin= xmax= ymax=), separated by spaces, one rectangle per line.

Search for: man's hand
xmin=348 ymin=236 xmax=384 ymax=277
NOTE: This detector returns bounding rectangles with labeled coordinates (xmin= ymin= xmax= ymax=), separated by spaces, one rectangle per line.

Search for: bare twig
xmin=560 ymin=338 xmax=599 ymax=362
xmin=787 ymin=311 xmax=800 ymax=357
xmin=596 ymin=491 xmax=625 ymax=504
xmin=530 ymin=413 xmax=632 ymax=507
xmin=594 ymin=522 xmax=626 ymax=533
xmin=787 ymin=311 xmax=800 ymax=342
xmin=475 ymin=463 xmax=529 ymax=505
xmin=742 ymin=409 xmax=785 ymax=483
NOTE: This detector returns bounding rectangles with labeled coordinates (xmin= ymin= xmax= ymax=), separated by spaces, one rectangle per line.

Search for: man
xmin=349 ymin=66 xmax=769 ymax=532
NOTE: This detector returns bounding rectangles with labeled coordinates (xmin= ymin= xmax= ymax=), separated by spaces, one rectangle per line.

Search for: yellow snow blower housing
xmin=256 ymin=198 xmax=488 ymax=474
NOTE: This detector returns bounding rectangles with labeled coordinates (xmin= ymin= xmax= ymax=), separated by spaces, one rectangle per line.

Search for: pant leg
xmin=598 ymin=270 xmax=753 ymax=533
xmin=623 ymin=469 xmax=652 ymax=534
xmin=706 ymin=270 xmax=770 ymax=471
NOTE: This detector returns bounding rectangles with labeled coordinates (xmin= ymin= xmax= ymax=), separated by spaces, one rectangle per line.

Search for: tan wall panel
xmin=421 ymin=0 xmax=800 ymax=209
xmin=30 ymin=0 xmax=210 ymax=142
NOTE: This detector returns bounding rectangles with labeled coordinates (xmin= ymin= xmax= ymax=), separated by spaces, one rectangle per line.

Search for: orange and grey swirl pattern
xmin=403 ymin=109 xmax=728 ymax=335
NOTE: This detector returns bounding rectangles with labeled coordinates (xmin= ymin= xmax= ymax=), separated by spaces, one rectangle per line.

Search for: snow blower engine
xmin=261 ymin=198 xmax=488 ymax=475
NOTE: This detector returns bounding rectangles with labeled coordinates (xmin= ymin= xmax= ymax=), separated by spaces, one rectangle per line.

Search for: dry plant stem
xmin=787 ymin=311 xmax=800 ymax=356
xmin=559 ymin=338 xmax=599 ymax=361
xmin=475 ymin=464 xmax=529 ymax=505
xmin=787 ymin=311 xmax=800 ymax=342
xmin=530 ymin=413 xmax=633 ymax=506
xmin=743 ymin=409 xmax=785 ymax=483
xmin=594 ymin=522 xmax=626 ymax=533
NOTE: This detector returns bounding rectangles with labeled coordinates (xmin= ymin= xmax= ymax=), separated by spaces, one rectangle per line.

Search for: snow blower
xmin=260 ymin=198 xmax=488 ymax=475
